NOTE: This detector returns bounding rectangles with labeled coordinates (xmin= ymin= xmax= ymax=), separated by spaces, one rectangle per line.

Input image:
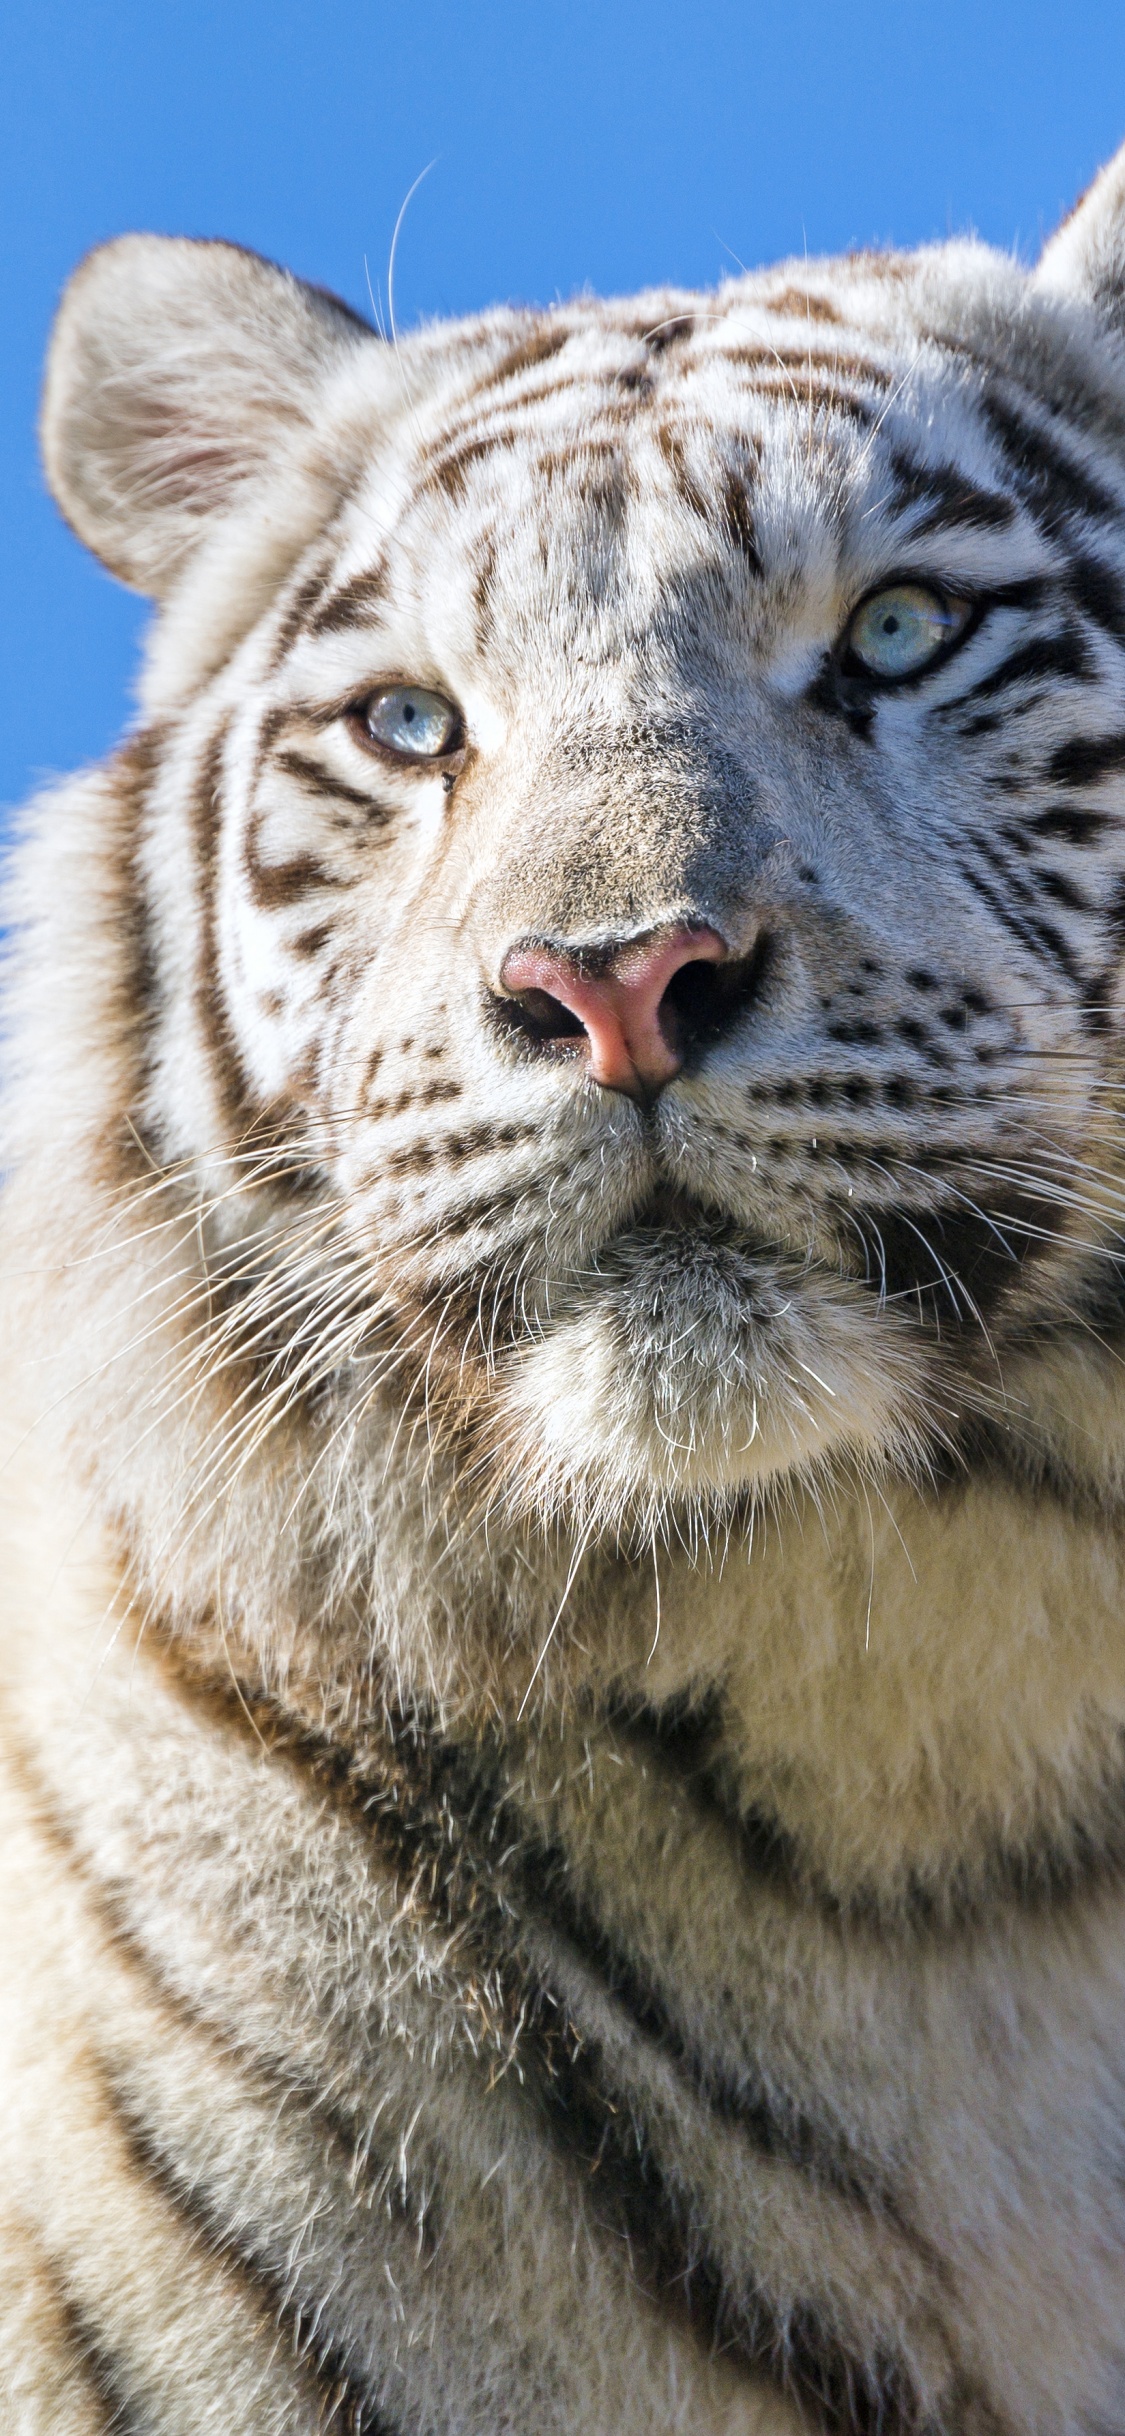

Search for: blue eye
xmin=846 ymin=584 xmax=969 ymax=681
xmin=361 ymin=685 xmax=462 ymax=760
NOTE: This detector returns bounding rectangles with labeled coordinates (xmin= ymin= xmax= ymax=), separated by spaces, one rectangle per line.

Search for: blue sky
xmin=4 ymin=0 xmax=1125 ymax=818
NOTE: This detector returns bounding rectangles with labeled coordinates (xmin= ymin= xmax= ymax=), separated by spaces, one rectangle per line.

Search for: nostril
xmin=502 ymin=986 xmax=586 ymax=1045
xmin=659 ymin=933 xmax=774 ymax=1062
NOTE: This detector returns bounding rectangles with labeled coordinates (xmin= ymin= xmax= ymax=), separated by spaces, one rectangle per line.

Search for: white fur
xmin=8 ymin=149 xmax=1125 ymax=2430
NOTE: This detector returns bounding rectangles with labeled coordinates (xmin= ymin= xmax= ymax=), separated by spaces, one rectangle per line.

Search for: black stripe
xmin=101 ymin=728 xmax=168 ymax=1189
xmin=274 ymin=748 xmax=394 ymax=818
xmin=49 ymin=2280 xmax=149 ymax=2435
xmin=15 ymin=1726 xmax=407 ymax=2431
xmin=1048 ymin=731 xmax=1125 ymax=789
xmin=720 ymin=464 xmax=763 ymax=571
xmin=145 ymin=1648 xmax=970 ymax=2436
xmin=191 ymin=719 xmax=262 ymax=1140
xmin=888 ymin=450 xmax=1016 ymax=535
xmin=764 ymin=287 xmax=845 ymax=325
xmin=954 ymin=841 xmax=1086 ymax=986
xmin=244 ymin=822 xmax=348 ymax=912
xmin=721 ymin=343 xmax=892 ymax=387
xmin=467 ymin=326 xmax=572 ymax=394
xmin=981 ymin=391 xmax=1121 ymax=534
xmin=1065 ymin=551 xmax=1125 ymax=640
xmin=523 ymin=2000 xmax=960 ymax=2436
xmin=266 ymin=549 xmax=339 ymax=668
xmin=935 ymin=627 xmax=1093 ymax=715
xmin=1021 ymin=804 xmax=1116 ymax=846
xmin=309 ymin=559 xmax=390 ymax=636
xmin=641 ymin=313 xmax=695 ymax=351
xmin=100 ymin=2077 xmax=397 ymax=2436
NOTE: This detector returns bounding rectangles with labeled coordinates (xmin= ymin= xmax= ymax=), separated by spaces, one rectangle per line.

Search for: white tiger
xmin=7 ymin=138 xmax=1125 ymax=2435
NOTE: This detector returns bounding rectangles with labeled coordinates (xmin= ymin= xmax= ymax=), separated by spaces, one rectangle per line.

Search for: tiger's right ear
xmin=1034 ymin=139 xmax=1125 ymax=338
xmin=41 ymin=234 xmax=379 ymax=597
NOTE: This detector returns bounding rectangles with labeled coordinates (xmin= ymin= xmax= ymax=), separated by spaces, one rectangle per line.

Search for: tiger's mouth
xmin=486 ymin=1185 xmax=945 ymax=1527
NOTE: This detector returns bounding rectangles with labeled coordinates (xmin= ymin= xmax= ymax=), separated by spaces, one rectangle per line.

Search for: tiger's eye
xmin=846 ymin=584 xmax=969 ymax=681
xmin=361 ymin=685 xmax=461 ymax=760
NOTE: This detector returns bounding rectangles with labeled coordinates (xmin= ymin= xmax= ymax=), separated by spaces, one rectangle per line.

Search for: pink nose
xmin=498 ymin=925 xmax=728 ymax=1098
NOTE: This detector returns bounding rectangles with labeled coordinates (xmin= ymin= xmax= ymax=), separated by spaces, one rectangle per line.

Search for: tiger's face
xmin=38 ymin=192 xmax=1125 ymax=1536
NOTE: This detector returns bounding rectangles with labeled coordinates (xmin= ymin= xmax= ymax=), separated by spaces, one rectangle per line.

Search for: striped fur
xmin=8 ymin=148 xmax=1125 ymax=2428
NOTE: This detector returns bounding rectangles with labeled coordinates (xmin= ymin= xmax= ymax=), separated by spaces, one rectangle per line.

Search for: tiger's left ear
xmin=1034 ymin=138 xmax=1125 ymax=332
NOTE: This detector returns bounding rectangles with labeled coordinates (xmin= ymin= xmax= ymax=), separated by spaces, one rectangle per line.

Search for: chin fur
xmin=485 ymin=1225 xmax=947 ymax=1534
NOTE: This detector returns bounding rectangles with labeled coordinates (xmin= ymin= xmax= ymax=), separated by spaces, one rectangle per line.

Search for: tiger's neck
xmin=10 ymin=1132 xmax=1125 ymax=1921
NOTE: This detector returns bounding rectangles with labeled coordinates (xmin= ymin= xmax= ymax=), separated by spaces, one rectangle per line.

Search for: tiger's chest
xmin=5 ymin=1431 xmax=1125 ymax=2436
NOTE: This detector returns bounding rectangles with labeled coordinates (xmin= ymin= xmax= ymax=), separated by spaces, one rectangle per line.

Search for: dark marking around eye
xmin=807 ymin=662 xmax=875 ymax=740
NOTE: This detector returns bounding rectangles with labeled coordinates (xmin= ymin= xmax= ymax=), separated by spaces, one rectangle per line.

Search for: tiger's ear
xmin=41 ymin=235 xmax=378 ymax=596
xmin=1034 ymin=139 xmax=1125 ymax=334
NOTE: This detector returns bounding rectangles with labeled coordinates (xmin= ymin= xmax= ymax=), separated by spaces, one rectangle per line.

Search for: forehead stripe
xmin=718 ymin=343 xmax=894 ymax=387
xmin=888 ymin=451 xmax=1016 ymax=535
xmin=466 ymin=326 xmax=573 ymax=396
xmin=308 ymin=557 xmax=390 ymax=635
xmin=982 ymin=390 xmax=1121 ymax=531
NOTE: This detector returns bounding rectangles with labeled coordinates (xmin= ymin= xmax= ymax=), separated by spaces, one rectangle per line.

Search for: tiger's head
xmin=25 ymin=146 xmax=1125 ymax=1570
